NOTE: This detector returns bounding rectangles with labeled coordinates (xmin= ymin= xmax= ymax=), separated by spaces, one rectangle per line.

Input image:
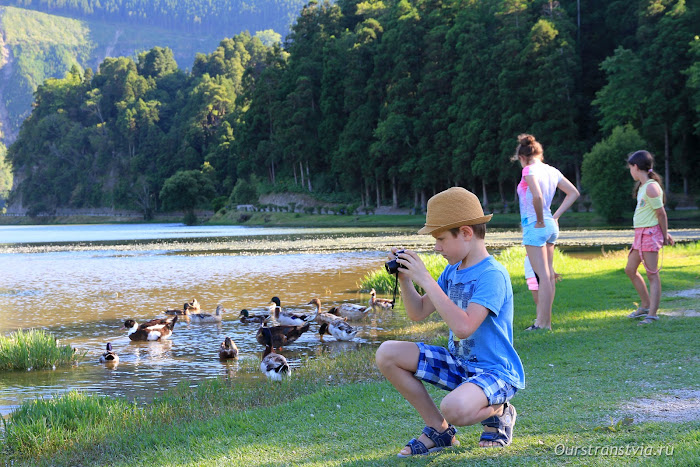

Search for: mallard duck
xmin=255 ymin=319 xmax=310 ymax=350
xmin=123 ymin=315 xmax=178 ymax=341
xmin=189 ymin=304 xmax=226 ymax=323
xmin=260 ymin=345 xmax=291 ymax=380
xmin=269 ymin=296 xmax=317 ymax=326
xmin=99 ymin=342 xmax=119 ymax=364
xmin=219 ymin=336 xmax=239 ymax=359
xmin=307 ymin=298 xmax=346 ymax=324
xmin=369 ymin=288 xmax=394 ymax=309
xmin=165 ymin=298 xmax=200 ymax=315
xmin=329 ymin=301 xmax=372 ymax=321
xmin=259 ymin=327 xmax=291 ymax=381
xmin=239 ymin=309 xmax=269 ymax=324
xmin=319 ymin=319 xmax=358 ymax=341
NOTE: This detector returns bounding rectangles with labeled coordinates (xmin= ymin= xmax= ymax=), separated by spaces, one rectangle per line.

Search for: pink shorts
xmin=526 ymin=277 xmax=539 ymax=291
xmin=632 ymin=225 xmax=664 ymax=252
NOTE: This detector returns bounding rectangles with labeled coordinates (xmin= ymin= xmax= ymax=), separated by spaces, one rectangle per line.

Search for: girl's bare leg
xmin=525 ymin=245 xmax=553 ymax=328
xmin=642 ymin=251 xmax=660 ymax=317
xmin=625 ymin=249 xmax=650 ymax=309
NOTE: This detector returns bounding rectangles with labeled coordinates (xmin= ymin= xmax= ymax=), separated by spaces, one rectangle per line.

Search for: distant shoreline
xmin=1 ymin=206 xmax=699 ymax=230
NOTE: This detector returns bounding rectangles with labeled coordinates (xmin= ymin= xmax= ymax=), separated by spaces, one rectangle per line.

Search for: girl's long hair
xmin=627 ymin=150 xmax=664 ymax=201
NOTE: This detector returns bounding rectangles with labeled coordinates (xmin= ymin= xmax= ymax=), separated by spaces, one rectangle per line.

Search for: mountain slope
xmin=0 ymin=5 xmax=288 ymax=145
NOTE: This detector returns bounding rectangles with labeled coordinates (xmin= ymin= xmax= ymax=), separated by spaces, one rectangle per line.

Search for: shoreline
xmin=2 ymin=207 xmax=700 ymax=230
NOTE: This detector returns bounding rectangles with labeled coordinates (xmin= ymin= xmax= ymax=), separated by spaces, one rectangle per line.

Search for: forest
xmin=0 ymin=0 xmax=307 ymax=38
xmin=5 ymin=0 xmax=700 ymax=221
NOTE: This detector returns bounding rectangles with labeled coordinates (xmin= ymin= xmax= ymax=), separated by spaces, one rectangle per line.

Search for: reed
xmin=359 ymin=252 xmax=448 ymax=293
xmin=0 ymin=329 xmax=81 ymax=371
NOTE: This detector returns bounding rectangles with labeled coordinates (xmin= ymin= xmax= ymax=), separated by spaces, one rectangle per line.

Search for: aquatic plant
xmin=359 ymin=252 xmax=448 ymax=293
xmin=0 ymin=329 xmax=81 ymax=371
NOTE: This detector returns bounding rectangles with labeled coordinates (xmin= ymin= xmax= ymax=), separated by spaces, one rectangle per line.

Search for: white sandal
xmin=627 ymin=307 xmax=649 ymax=319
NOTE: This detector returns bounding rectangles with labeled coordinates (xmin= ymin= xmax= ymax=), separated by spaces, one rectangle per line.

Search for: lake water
xmin=1 ymin=223 xmax=699 ymax=417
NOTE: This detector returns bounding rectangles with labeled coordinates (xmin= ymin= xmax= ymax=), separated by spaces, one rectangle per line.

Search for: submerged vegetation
xmin=1 ymin=243 xmax=698 ymax=465
xmin=0 ymin=329 xmax=82 ymax=371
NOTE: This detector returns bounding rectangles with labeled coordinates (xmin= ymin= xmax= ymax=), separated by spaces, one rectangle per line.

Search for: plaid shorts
xmin=414 ymin=342 xmax=517 ymax=406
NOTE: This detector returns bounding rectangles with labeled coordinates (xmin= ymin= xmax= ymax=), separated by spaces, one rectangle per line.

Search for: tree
xmin=0 ymin=142 xmax=12 ymax=212
xmin=581 ymin=125 xmax=646 ymax=222
xmin=159 ymin=169 xmax=216 ymax=225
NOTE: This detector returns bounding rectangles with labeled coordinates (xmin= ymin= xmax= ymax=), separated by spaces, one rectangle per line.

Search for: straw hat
xmin=417 ymin=187 xmax=492 ymax=235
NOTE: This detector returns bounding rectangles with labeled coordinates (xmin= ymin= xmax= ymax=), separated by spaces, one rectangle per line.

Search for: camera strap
xmin=390 ymin=273 xmax=399 ymax=309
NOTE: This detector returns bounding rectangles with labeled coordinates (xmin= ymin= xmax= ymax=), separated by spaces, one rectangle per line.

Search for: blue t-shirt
xmin=437 ymin=256 xmax=525 ymax=389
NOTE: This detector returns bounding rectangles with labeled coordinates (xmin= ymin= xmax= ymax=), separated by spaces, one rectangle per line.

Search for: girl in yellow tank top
xmin=624 ymin=150 xmax=674 ymax=325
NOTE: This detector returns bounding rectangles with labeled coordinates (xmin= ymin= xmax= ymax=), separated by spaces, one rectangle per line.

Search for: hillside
xmin=0 ymin=5 xmax=289 ymax=144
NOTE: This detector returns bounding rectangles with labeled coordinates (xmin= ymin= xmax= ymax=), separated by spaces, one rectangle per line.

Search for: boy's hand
xmin=393 ymin=249 xmax=432 ymax=287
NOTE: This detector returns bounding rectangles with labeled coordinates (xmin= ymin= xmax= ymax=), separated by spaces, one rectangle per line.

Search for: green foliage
xmin=0 ymin=142 xmax=12 ymax=210
xmin=5 ymin=0 xmax=700 ymax=217
xmin=581 ymin=125 xmax=646 ymax=222
xmin=3 ymin=1 xmax=304 ymax=41
xmin=160 ymin=169 xmax=216 ymax=223
xmin=230 ymin=178 xmax=259 ymax=205
xmin=360 ymin=252 xmax=447 ymax=293
xmin=0 ymin=329 xmax=81 ymax=371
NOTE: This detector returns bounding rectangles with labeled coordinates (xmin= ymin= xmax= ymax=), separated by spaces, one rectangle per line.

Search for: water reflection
xmin=0 ymin=227 xmax=414 ymax=416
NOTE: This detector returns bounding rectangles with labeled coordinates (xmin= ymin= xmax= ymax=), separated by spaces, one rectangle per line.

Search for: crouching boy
xmin=375 ymin=187 xmax=525 ymax=456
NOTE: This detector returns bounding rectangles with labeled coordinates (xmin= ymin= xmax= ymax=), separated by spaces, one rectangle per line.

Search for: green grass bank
xmin=1 ymin=243 xmax=698 ymax=465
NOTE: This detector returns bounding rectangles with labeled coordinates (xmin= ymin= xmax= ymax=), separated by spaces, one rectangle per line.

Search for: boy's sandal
xmin=524 ymin=324 xmax=544 ymax=331
xmin=397 ymin=424 xmax=459 ymax=457
xmin=638 ymin=315 xmax=659 ymax=325
xmin=479 ymin=402 xmax=517 ymax=448
xmin=627 ymin=307 xmax=650 ymax=319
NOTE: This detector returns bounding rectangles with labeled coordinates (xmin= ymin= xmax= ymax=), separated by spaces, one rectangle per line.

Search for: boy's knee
xmin=440 ymin=398 xmax=481 ymax=427
xmin=375 ymin=340 xmax=397 ymax=368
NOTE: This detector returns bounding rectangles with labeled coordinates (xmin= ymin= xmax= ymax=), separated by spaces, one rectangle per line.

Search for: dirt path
xmin=0 ymin=7 xmax=17 ymax=144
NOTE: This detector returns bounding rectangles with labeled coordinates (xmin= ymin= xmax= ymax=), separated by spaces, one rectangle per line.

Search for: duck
xmin=369 ymin=288 xmax=394 ymax=309
xmin=255 ymin=319 xmax=310 ymax=350
xmin=318 ymin=319 xmax=358 ymax=341
xmin=307 ymin=298 xmax=347 ymax=324
xmin=218 ymin=336 xmax=239 ymax=360
xmin=259 ymin=326 xmax=291 ymax=381
xmin=123 ymin=315 xmax=178 ymax=341
xmin=239 ymin=309 xmax=270 ymax=324
xmin=165 ymin=298 xmax=200 ymax=315
xmin=269 ymin=296 xmax=317 ymax=326
xmin=189 ymin=304 xmax=226 ymax=323
xmin=99 ymin=342 xmax=119 ymax=364
xmin=329 ymin=301 xmax=372 ymax=321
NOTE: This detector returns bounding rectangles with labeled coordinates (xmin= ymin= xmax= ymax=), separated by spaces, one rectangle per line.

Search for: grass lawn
xmin=1 ymin=244 xmax=699 ymax=466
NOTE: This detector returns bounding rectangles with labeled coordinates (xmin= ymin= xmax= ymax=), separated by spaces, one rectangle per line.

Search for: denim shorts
xmin=522 ymin=218 xmax=559 ymax=247
xmin=414 ymin=342 xmax=517 ymax=406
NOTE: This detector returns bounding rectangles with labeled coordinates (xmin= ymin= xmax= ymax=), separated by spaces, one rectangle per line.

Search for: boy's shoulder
xmin=442 ymin=255 xmax=508 ymax=277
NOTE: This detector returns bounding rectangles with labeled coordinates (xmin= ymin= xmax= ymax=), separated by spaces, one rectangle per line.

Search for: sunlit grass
xmin=0 ymin=329 xmax=83 ymax=371
xmin=360 ymin=252 xmax=448 ymax=293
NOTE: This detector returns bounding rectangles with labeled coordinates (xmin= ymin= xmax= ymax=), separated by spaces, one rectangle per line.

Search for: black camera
xmin=384 ymin=250 xmax=406 ymax=275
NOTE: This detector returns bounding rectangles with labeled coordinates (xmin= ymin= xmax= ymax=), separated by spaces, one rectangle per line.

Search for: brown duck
xmin=255 ymin=319 xmax=310 ymax=350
